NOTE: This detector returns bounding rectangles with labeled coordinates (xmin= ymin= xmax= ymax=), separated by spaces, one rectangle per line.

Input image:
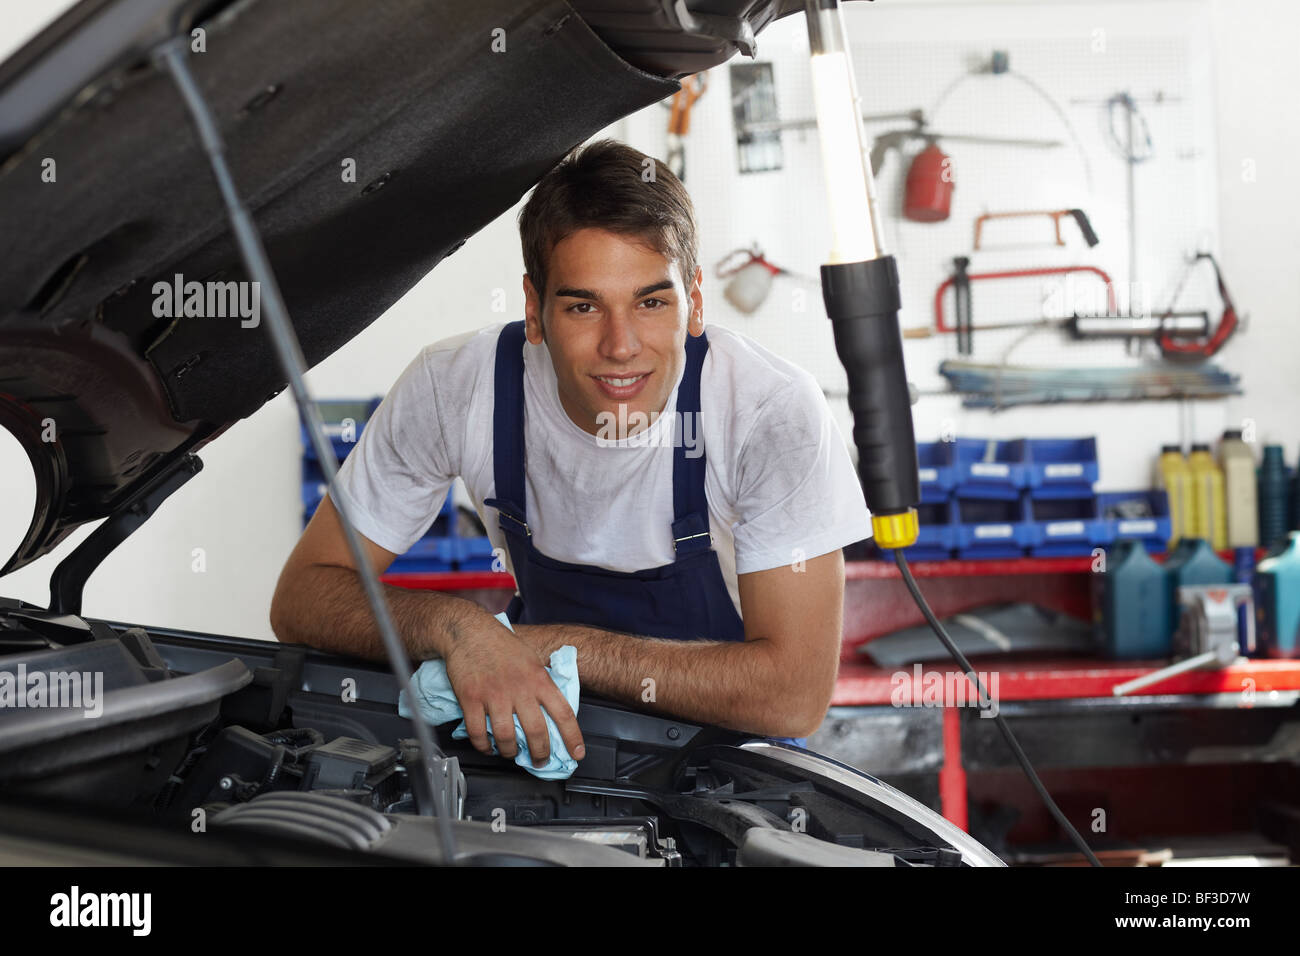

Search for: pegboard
xmin=621 ymin=4 xmax=1223 ymax=400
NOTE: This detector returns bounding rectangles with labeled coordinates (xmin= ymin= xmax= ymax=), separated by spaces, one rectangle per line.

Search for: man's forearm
xmin=270 ymin=564 xmax=489 ymax=662
xmin=516 ymin=623 xmax=821 ymax=738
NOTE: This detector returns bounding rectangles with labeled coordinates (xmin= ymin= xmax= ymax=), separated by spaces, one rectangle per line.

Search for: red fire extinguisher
xmin=903 ymin=141 xmax=954 ymax=222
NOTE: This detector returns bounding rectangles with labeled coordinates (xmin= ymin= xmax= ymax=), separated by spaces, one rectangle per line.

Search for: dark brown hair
xmin=518 ymin=139 xmax=699 ymax=304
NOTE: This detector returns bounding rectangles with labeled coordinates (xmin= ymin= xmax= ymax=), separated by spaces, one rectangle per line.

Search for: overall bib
xmin=483 ymin=320 xmax=806 ymax=748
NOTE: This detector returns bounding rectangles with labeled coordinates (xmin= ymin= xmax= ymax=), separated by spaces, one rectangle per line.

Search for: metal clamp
xmin=673 ymin=531 xmax=712 ymax=551
xmin=499 ymin=511 xmax=531 ymax=537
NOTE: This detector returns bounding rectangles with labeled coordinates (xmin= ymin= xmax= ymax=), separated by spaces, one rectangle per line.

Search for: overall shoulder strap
xmin=487 ymin=320 xmax=530 ymax=537
xmin=671 ymin=330 xmax=712 ymax=555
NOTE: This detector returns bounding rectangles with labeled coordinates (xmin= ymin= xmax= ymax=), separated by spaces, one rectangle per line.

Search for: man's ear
xmin=687 ymin=264 xmax=705 ymax=337
xmin=523 ymin=274 xmax=545 ymax=344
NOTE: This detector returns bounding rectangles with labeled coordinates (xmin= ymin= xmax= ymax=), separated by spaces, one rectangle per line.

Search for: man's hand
xmin=442 ymin=609 xmax=585 ymax=766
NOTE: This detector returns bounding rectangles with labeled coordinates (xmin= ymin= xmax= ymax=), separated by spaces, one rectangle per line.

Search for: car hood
xmin=0 ymin=0 xmax=805 ymax=574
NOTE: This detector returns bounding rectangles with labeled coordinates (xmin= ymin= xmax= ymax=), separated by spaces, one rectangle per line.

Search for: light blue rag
xmin=397 ymin=612 xmax=581 ymax=780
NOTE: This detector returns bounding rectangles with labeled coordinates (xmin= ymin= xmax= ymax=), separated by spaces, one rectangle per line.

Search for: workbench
xmin=820 ymin=655 xmax=1300 ymax=847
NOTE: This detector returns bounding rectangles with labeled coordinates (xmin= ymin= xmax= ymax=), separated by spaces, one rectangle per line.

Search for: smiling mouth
xmin=594 ymin=373 xmax=649 ymax=387
xmin=591 ymin=371 xmax=651 ymax=399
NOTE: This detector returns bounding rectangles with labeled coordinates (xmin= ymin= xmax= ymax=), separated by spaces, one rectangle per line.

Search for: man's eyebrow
xmin=634 ymin=280 xmax=675 ymax=298
xmin=553 ymin=280 xmax=676 ymax=300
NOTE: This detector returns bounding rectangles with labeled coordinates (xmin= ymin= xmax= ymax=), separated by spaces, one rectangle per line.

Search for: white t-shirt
xmin=332 ymin=321 xmax=872 ymax=615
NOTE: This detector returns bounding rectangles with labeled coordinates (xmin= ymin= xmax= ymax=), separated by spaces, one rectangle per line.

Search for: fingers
xmin=538 ymin=682 xmax=585 ymax=762
xmin=488 ymin=703 xmax=518 ymax=760
xmin=515 ymin=702 xmax=551 ymax=767
xmin=461 ymin=705 xmax=492 ymax=756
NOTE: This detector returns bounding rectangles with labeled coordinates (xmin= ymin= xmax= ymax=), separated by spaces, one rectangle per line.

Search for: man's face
xmin=523 ymin=227 xmax=704 ymax=437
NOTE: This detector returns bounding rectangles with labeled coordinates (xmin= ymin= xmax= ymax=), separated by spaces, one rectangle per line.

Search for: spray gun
xmin=803 ymin=0 xmax=1100 ymax=865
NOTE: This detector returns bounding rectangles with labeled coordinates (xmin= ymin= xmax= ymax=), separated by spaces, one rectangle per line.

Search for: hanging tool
xmin=903 ymin=141 xmax=955 ymax=222
xmin=665 ymin=72 xmax=707 ymax=181
xmin=1109 ymin=91 xmax=1152 ymax=287
xmin=917 ymin=303 xmax=1209 ymax=342
xmin=951 ymin=256 xmax=972 ymax=354
xmin=1111 ymin=585 xmax=1252 ymax=696
xmin=973 ymin=209 xmax=1099 ymax=250
xmin=1070 ymin=89 xmax=1180 ymax=286
xmin=1154 ymin=252 xmax=1242 ymax=361
xmin=716 ymin=247 xmax=781 ymax=313
xmin=933 ymin=264 xmax=1117 ymax=338
xmin=906 ymin=313 xmax=1211 ymax=343
xmin=730 ymin=62 xmax=783 ymax=174
xmin=872 ymin=120 xmax=1062 ymax=224
xmin=938 ymin=360 xmax=1241 ymax=408
xmin=714 ymin=246 xmax=821 ymax=314
xmin=870 ymin=124 xmax=1062 ymax=177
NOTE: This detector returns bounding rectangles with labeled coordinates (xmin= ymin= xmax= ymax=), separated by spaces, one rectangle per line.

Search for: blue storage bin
xmin=953 ymin=494 xmax=1032 ymax=558
xmin=299 ymin=398 xmax=382 ymax=464
xmin=1025 ymin=437 xmax=1098 ymax=498
xmin=953 ymin=438 xmax=1028 ymax=499
xmin=1096 ymin=490 xmax=1171 ymax=553
xmin=1027 ymin=495 xmax=1103 ymax=557
xmin=915 ymin=441 xmax=958 ymax=504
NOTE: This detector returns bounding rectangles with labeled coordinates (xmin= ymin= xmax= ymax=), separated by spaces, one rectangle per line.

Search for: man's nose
xmin=599 ymin=311 xmax=641 ymax=363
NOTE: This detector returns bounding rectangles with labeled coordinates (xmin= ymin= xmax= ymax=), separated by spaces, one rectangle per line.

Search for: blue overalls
xmin=483 ymin=320 xmax=806 ymax=748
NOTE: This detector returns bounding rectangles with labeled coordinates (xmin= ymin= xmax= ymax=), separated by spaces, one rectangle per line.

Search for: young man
xmin=270 ymin=139 xmax=871 ymax=765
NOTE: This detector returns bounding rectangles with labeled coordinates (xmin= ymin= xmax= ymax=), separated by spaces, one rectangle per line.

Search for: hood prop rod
xmin=49 ymin=454 xmax=201 ymax=615
xmin=153 ymin=36 xmax=461 ymax=861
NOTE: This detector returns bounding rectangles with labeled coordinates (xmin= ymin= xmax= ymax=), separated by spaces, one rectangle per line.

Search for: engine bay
xmin=0 ymin=598 xmax=983 ymax=866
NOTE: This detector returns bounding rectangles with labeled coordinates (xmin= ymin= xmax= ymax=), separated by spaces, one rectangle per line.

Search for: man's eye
xmin=640 ymin=298 xmax=667 ymax=309
xmin=567 ymin=302 xmax=595 ymax=313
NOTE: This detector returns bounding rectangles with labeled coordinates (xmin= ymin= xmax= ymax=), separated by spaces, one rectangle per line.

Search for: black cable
xmin=892 ymin=548 xmax=1103 ymax=867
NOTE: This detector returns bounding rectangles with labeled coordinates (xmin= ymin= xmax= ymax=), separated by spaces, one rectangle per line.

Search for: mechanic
xmin=270 ymin=139 xmax=871 ymax=764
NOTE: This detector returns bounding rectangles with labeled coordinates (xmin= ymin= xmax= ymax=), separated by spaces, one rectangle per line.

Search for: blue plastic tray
xmin=952 ymin=493 xmax=1032 ymax=557
xmin=915 ymin=441 xmax=958 ymax=504
xmin=952 ymin=438 xmax=1029 ymax=500
xmin=1025 ymin=437 xmax=1098 ymax=499
xmin=1027 ymin=494 xmax=1102 ymax=555
xmin=1097 ymin=489 xmax=1171 ymax=553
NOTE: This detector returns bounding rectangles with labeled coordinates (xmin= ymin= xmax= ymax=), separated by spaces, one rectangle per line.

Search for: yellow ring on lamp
xmin=872 ymin=509 xmax=919 ymax=550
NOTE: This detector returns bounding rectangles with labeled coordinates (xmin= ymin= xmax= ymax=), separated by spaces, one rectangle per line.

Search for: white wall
xmin=2 ymin=0 xmax=1297 ymax=641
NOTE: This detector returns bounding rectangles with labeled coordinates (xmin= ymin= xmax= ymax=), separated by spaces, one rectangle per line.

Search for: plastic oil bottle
xmin=1098 ymin=539 xmax=1172 ymax=659
xmin=1254 ymin=531 xmax=1300 ymax=658
xmin=1163 ymin=537 xmax=1231 ymax=645
xmin=1188 ymin=443 xmax=1228 ymax=551
xmin=1258 ymin=444 xmax=1290 ymax=549
xmin=1219 ymin=430 xmax=1258 ymax=549
xmin=1156 ymin=445 xmax=1193 ymax=549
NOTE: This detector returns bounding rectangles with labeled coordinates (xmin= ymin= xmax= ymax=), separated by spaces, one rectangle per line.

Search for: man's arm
xmin=513 ymin=549 xmax=844 ymax=738
xmin=270 ymin=494 xmax=586 ymax=764
xmin=270 ymin=493 xmax=481 ymax=662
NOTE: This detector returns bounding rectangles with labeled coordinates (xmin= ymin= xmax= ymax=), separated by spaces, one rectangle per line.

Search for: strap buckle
xmin=500 ymin=510 xmax=532 ymax=537
xmin=672 ymin=530 xmax=712 ymax=551
xmin=485 ymin=497 xmax=531 ymax=537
